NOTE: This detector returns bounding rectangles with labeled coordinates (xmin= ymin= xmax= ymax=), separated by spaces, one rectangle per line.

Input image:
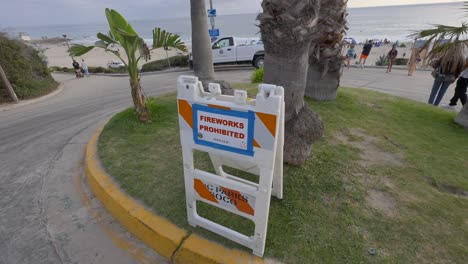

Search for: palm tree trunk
xmin=0 ymin=64 xmax=19 ymax=103
xmin=129 ymin=77 xmax=151 ymax=123
xmin=306 ymin=49 xmax=343 ymax=100
xmin=165 ymin=48 xmax=171 ymax=68
xmin=259 ymin=0 xmax=324 ymax=165
xmin=305 ymin=0 xmax=348 ymax=101
xmin=455 ymin=103 xmax=468 ymax=128
xmin=190 ymin=0 xmax=215 ymax=81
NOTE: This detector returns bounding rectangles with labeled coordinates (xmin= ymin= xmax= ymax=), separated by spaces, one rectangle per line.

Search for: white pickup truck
xmin=190 ymin=36 xmax=265 ymax=69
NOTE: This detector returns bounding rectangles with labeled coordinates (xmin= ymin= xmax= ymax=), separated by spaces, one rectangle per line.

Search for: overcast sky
xmin=0 ymin=0 xmax=464 ymax=27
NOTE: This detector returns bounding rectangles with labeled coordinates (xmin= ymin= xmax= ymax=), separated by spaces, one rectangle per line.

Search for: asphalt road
xmin=0 ymin=66 xmax=448 ymax=264
xmin=0 ymin=70 xmax=250 ymax=264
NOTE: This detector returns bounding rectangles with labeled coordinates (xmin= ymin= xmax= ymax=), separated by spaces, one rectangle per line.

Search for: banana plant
xmin=69 ymin=8 xmax=187 ymax=123
xmin=153 ymin=27 xmax=187 ymax=67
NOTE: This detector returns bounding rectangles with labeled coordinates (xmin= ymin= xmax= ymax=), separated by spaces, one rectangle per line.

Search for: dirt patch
xmin=366 ymin=189 xmax=397 ymax=218
xmin=415 ymin=243 xmax=452 ymax=264
xmin=365 ymin=102 xmax=383 ymax=109
xmin=427 ymin=179 xmax=468 ymax=198
xmin=336 ymin=128 xmax=403 ymax=167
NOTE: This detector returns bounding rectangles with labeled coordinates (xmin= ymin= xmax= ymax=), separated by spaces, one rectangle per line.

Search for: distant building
xmin=19 ymin=32 xmax=31 ymax=42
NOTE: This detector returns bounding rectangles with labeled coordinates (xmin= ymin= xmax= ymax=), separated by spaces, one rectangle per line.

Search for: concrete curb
xmin=52 ymin=65 xmax=253 ymax=78
xmin=85 ymin=124 xmax=265 ymax=264
xmin=0 ymin=83 xmax=64 ymax=112
xmin=348 ymin=65 xmax=432 ymax=71
xmin=51 ymin=67 xmax=191 ymax=78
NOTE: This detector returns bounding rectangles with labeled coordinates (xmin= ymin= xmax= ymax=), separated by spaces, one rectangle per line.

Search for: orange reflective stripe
xmin=221 ymin=187 xmax=254 ymax=216
xmin=194 ymin=179 xmax=218 ymax=204
xmin=253 ymin=139 xmax=261 ymax=148
xmin=178 ymin=99 xmax=193 ymax=128
xmin=256 ymin=112 xmax=277 ymax=137
xmin=207 ymin=104 xmax=231 ymax=111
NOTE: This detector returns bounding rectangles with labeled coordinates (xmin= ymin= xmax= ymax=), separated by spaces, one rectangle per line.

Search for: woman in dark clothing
xmin=72 ymin=60 xmax=82 ymax=78
xmin=443 ymin=61 xmax=468 ymax=109
xmin=386 ymin=45 xmax=398 ymax=73
xmin=449 ymin=75 xmax=468 ymax=106
xmin=428 ymin=49 xmax=465 ymax=106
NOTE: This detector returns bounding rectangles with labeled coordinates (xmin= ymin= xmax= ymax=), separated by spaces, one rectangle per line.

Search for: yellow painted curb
xmin=85 ymin=125 xmax=187 ymax=259
xmin=173 ymin=234 xmax=264 ymax=264
xmin=85 ymin=124 xmax=265 ymax=263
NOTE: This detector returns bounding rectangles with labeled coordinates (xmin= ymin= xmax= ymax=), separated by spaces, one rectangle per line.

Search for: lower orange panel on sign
xmin=194 ymin=179 xmax=255 ymax=216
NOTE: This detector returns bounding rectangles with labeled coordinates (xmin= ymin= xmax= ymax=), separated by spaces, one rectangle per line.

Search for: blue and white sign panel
xmin=192 ymin=104 xmax=255 ymax=157
xmin=208 ymin=29 xmax=220 ymax=37
xmin=207 ymin=9 xmax=217 ymax=17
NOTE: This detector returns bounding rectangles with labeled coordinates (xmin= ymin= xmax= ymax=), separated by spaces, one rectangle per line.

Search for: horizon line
xmin=218 ymin=1 xmax=463 ymax=17
xmin=2 ymin=1 xmax=463 ymax=29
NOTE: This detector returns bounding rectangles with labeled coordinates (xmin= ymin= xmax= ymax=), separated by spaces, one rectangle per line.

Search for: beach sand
xmin=344 ymin=43 xmax=414 ymax=67
xmin=37 ymin=42 xmax=187 ymax=68
xmin=38 ymin=41 xmax=420 ymax=69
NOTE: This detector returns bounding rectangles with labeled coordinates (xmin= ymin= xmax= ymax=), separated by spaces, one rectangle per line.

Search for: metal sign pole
xmin=210 ymin=0 xmax=215 ymax=30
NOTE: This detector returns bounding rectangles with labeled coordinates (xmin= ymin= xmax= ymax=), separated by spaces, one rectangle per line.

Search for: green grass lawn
xmin=98 ymin=85 xmax=468 ymax=263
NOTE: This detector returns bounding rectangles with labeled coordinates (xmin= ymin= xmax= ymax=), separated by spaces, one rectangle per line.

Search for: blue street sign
xmin=209 ymin=29 xmax=220 ymax=37
xmin=207 ymin=9 xmax=217 ymax=17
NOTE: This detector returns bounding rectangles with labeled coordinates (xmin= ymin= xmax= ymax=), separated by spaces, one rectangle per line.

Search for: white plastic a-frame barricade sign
xmin=177 ymin=75 xmax=284 ymax=257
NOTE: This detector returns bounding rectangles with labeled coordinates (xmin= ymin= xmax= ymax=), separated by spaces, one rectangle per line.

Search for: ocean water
xmin=8 ymin=2 xmax=466 ymax=44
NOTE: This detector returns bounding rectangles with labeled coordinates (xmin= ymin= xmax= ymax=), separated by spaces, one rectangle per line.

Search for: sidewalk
xmin=341 ymin=67 xmax=463 ymax=111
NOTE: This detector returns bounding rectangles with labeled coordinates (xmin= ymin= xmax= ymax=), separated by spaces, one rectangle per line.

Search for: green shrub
xmin=87 ymin=66 xmax=106 ymax=73
xmin=251 ymin=67 xmax=264 ymax=83
xmin=0 ymin=32 xmax=58 ymax=102
xmin=375 ymin=55 xmax=388 ymax=66
xmin=141 ymin=55 xmax=189 ymax=72
xmin=103 ymin=66 xmax=127 ymax=74
xmin=394 ymin=58 xmax=409 ymax=65
xmin=399 ymin=43 xmax=407 ymax=48
xmin=49 ymin=66 xmax=62 ymax=72
xmin=62 ymin=67 xmax=74 ymax=73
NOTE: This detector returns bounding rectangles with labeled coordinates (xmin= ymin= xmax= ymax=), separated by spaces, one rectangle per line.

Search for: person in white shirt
xmin=81 ymin=59 xmax=89 ymax=77
xmin=442 ymin=60 xmax=468 ymax=110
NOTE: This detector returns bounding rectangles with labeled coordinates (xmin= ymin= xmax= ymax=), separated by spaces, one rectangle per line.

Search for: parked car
xmin=107 ymin=61 xmax=125 ymax=68
xmin=189 ymin=36 xmax=265 ymax=69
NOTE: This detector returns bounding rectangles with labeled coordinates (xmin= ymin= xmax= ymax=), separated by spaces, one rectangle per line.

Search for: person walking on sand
xmin=441 ymin=59 xmax=468 ymax=110
xmin=72 ymin=60 xmax=82 ymax=78
xmin=386 ymin=45 xmax=398 ymax=73
xmin=81 ymin=59 xmax=89 ymax=77
xmin=346 ymin=45 xmax=355 ymax=69
xmin=428 ymin=52 xmax=465 ymax=106
xmin=359 ymin=40 xmax=373 ymax=69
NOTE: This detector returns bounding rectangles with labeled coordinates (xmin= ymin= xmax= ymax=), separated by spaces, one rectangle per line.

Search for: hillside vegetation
xmin=0 ymin=33 xmax=58 ymax=103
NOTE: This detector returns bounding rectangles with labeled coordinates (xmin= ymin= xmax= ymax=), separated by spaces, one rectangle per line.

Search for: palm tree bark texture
xmin=190 ymin=0 xmax=215 ymax=82
xmin=306 ymin=0 xmax=348 ymax=101
xmin=258 ymin=0 xmax=324 ymax=165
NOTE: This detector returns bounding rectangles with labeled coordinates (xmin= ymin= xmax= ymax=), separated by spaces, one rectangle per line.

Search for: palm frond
xmin=97 ymin=32 xmax=117 ymax=46
xmin=152 ymin=27 xmax=187 ymax=52
xmin=69 ymin=44 xmax=95 ymax=56
xmin=410 ymin=22 xmax=468 ymax=58
xmin=431 ymin=39 xmax=468 ymax=54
